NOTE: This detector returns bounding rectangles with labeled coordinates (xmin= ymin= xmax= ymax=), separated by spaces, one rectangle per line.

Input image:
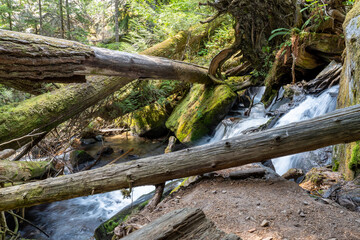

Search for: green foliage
xmin=332 ymin=158 xmax=340 ymax=172
xmin=0 ymin=84 xmax=31 ymax=106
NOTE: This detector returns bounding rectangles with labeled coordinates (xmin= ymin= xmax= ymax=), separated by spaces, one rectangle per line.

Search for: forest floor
xmin=125 ymin=165 xmax=360 ymax=240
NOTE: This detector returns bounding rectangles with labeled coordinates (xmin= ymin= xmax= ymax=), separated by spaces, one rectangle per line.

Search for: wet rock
xmin=81 ymin=138 xmax=97 ymax=145
xmin=95 ymin=135 xmax=103 ymax=142
xmin=97 ymin=146 xmax=114 ymax=156
xmin=337 ymin=187 xmax=360 ymax=212
xmin=0 ymin=149 xmax=15 ymax=159
xmin=260 ymin=219 xmax=270 ymax=227
xmin=282 ymin=168 xmax=304 ymax=181
xmin=70 ymin=150 xmax=95 ymax=167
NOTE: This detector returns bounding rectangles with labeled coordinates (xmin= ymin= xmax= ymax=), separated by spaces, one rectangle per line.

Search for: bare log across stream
xmin=0 ymin=30 xmax=211 ymax=86
xmin=1 ymin=104 xmax=360 ymax=211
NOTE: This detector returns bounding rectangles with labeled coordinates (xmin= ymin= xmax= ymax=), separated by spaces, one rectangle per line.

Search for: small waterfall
xmin=209 ymin=85 xmax=339 ymax=175
xmin=272 ymin=85 xmax=339 ymax=175
xmin=207 ymin=86 xmax=269 ymax=143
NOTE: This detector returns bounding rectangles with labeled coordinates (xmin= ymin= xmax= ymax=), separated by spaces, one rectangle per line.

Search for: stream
xmin=20 ymin=85 xmax=339 ymax=239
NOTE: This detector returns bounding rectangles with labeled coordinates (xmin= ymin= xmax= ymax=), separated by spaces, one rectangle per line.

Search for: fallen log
xmin=120 ymin=208 xmax=240 ymax=240
xmin=1 ymin=103 xmax=360 ymax=210
xmin=0 ymin=160 xmax=51 ymax=184
xmin=0 ymin=30 xmax=211 ymax=86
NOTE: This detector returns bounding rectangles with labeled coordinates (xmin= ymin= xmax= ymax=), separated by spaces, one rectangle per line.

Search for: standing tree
xmin=65 ymin=0 xmax=70 ymax=39
xmin=59 ymin=0 xmax=64 ymax=38
xmin=38 ymin=0 xmax=42 ymax=35
xmin=114 ymin=0 xmax=119 ymax=42
xmin=6 ymin=0 xmax=12 ymax=30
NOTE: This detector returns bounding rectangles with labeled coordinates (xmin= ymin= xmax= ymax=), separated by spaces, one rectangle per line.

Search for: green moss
xmin=166 ymin=84 xmax=236 ymax=143
xmin=349 ymin=141 xmax=360 ymax=172
xmin=332 ymin=158 xmax=340 ymax=172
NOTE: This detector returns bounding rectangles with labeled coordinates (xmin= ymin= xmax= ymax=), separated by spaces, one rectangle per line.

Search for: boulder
xmin=166 ymin=84 xmax=237 ymax=143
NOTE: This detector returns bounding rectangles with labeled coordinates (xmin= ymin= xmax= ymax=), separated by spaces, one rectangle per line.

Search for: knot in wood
xmin=225 ymin=141 xmax=231 ymax=147
xmin=274 ymin=135 xmax=281 ymax=142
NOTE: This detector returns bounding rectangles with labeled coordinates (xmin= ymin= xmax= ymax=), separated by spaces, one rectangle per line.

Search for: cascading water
xmin=271 ymin=85 xmax=339 ymax=175
xmin=208 ymin=85 xmax=339 ymax=175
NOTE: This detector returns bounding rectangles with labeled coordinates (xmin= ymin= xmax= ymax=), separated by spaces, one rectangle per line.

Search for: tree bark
xmin=65 ymin=0 xmax=71 ymax=40
xmin=120 ymin=208 xmax=240 ymax=240
xmin=114 ymin=0 xmax=119 ymax=42
xmin=39 ymin=0 xmax=43 ymax=35
xmin=0 ymin=30 xmax=211 ymax=86
xmin=59 ymin=0 xmax=65 ymax=38
xmin=0 ymin=160 xmax=51 ymax=184
xmin=1 ymin=103 xmax=360 ymax=211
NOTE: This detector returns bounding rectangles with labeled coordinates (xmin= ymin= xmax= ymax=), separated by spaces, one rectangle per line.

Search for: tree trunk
xmin=1 ymin=103 xmax=360 ymax=211
xmin=0 ymin=30 xmax=211 ymax=86
xmin=65 ymin=0 xmax=71 ymax=40
xmin=39 ymin=0 xmax=42 ymax=35
xmin=0 ymin=160 xmax=51 ymax=184
xmin=114 ymin=0 xmax=119 ymax=42
xmin=6 ymin=0 xmax=12 ymax=31
xmin=59 ymin=0 xmax=64 ymax=38
xmin=0 ymin=29 xmax=212 ymax=150
xmin=120 ymin=208 xmax=240 ymax=240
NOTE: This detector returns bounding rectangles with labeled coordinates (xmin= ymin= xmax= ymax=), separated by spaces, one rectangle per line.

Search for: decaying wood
xmin=2 ymin=104 xmax=360 ymax=210
xmin=0 ymin=30 xmax=212 ymax=86
xmin=281 ymin=168 xmax=304 ymax=180
xmin=121 ymin=208 xmax=241 ymax=240
xmin=0 ymin=160 xmax=51 ymax=184
xmin=304 ymin=61 xmax=342 ymax=93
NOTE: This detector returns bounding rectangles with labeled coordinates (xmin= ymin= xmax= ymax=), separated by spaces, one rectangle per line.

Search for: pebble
xmin=261 ymin=219 xmax=270 ymax=227
xmin=294 ymin=223 xmax=300 ymax=227
xmin=340 ymin=211 xmax=344 ymax=214
xmin=212 ymin=190 xmax=217 ymax=194
xmin=245 ymin=216 xmax=251 ymax=221
xmin=327 ymin=238 xmax=337 ymax=240
xmin=256 ymin=202 xmax=261 ymax=206
xmin=176 ymin=196 xmax=181 ymax=199
xmin=262 ymin=238 xmax=273 ymax=240
xmin=303 ymin=201 xmax=309 ymax=205
xmin=222 ymin=190 xmax=227 ymax=194
xmin=281 ymin=210 xmax=287 ymax=214
xmin=248 ymin=228 xmax=256 ymax=233
xmin=299 ymin=211 xmax=306 ymax=217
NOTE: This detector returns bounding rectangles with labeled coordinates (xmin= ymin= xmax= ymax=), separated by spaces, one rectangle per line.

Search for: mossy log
xmin=0 ymin=24 xmax=220 ymax=150
xmin=0 ymin=160 xmax=51 ymax=184
xmin=0 ymin=30 xmax=211 ymax=87
xmin=2 ymin=103 xmax=360 ymax=210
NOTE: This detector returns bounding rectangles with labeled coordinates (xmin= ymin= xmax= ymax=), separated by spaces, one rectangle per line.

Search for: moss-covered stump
xmin=114 ymin=103 xmax=169 ymax=139
xmin=333 ymin=1 xmax=360 ymax=180
xmin=166 ymin=84 xmax=237 ymax=143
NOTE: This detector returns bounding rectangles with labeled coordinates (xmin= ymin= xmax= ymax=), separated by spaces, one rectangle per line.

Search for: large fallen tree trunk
xmin=0 ymin=25 xmax=218 ymax=150
xmin=1 ymin=103 xmax=360 ymax=211
xmin=0 ymin=30 xmax=211 ymax=86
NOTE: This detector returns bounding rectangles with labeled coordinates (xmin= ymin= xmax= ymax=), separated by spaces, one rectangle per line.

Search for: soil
xmin=125 ymin=165 xmax=360 ymax=240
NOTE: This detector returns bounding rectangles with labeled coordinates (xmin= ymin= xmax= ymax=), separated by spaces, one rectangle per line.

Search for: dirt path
xmin=127 ymin=165 xmax=360 ymax=240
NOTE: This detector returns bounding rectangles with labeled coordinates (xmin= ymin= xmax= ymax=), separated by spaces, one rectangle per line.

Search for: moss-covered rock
xmin=165 ymin=84 xmax=237 ymax=143
xmin=333 ymin=2 xmax=360 ymax=180
xmin=114 ymin=103 xmax=169 ymax=139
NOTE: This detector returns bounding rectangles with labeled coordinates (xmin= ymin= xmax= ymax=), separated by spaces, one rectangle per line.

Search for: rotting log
xmin=0 ymin=160 xmax=51 ymax=184
xmin=120 ymin=208 xmax=241 ymax=240
xmin=2 ymin=104 xmax=360 ymax=210
xmin=0 ymin=30 xmax=211 ymax=86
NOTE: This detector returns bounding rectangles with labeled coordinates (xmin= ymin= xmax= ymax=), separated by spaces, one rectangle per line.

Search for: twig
xmin=13 ymin=132 xmax=48 ymax=161
xmin=0 ymin=131 xmax=46 ymax=148
xmin=108 ymin=148 xmax=134 ymax=165
xmin=6 ymin=211 xmax=50 ymax=238
xmin=83 ymin=146 xmax=105 ymax=171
